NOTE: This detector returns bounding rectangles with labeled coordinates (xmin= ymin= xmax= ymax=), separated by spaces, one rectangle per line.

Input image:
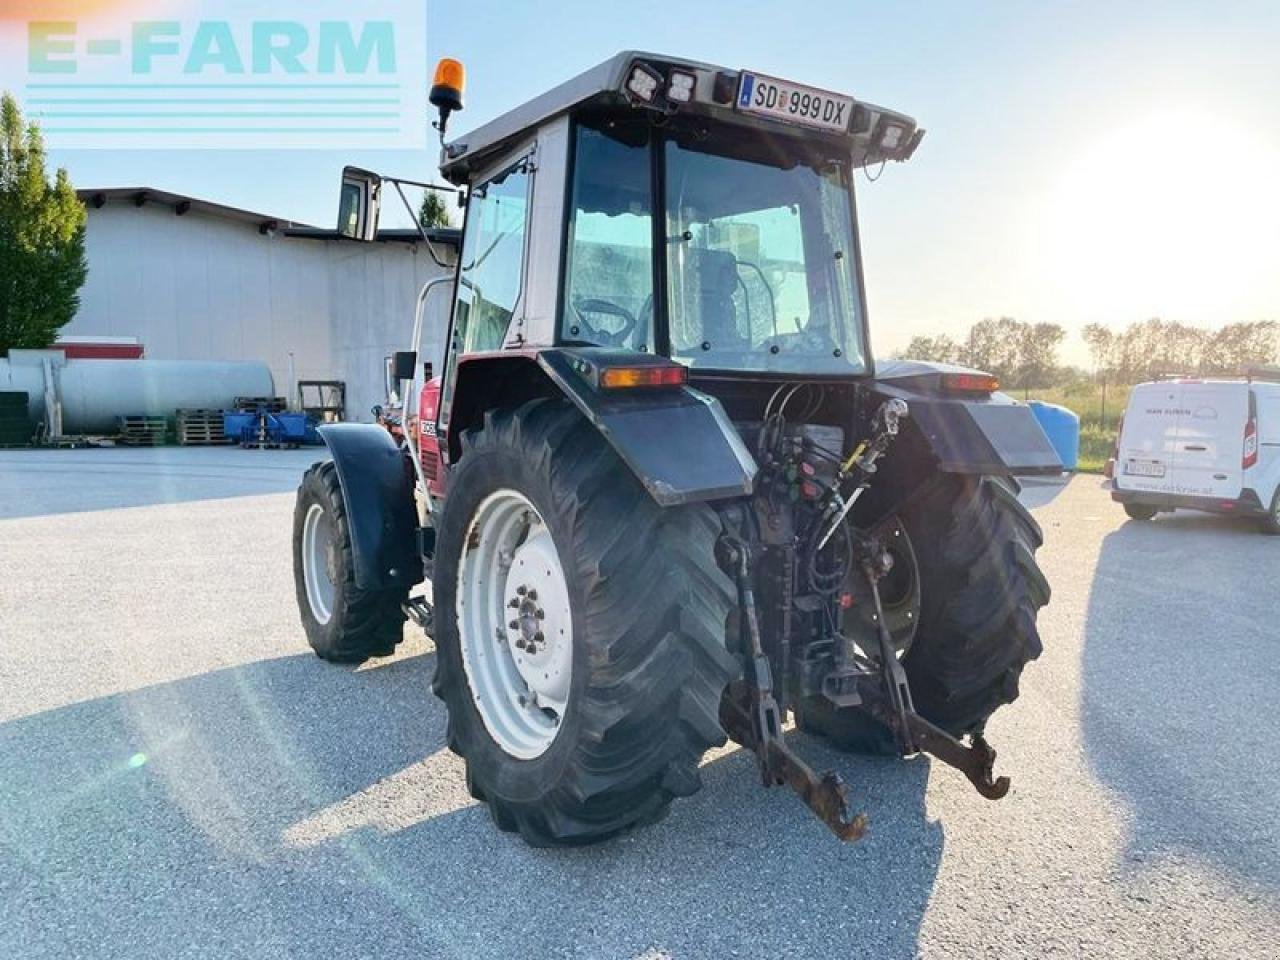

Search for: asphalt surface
xmin=2 ymin=448 xmax=1277 ymax=959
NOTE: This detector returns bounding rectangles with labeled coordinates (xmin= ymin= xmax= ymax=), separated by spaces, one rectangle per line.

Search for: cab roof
xmin=439 ymin=50 xmax=921 ymax=185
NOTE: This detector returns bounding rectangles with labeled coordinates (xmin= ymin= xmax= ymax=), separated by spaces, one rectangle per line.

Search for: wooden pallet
xmin=175 ymin=409 xmax=229 ymax=446
xmin=118 ymin=416 xmax=168 ymax=447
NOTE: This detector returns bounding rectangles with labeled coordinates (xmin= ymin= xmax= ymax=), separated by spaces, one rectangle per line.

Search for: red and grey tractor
xmin=293 ymin=52 xmax=1059 ymax=846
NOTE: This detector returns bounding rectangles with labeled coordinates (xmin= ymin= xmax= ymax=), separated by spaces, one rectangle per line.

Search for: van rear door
xmin=1166 ymin=382 xmax=1248 ymax=499
xmin=1116 ymin=383 xmax=1183 ymax=494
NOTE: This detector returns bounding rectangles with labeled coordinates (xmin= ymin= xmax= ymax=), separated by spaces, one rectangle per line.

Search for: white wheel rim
xmin=457 ymin=489 xmax=573 ymax=760
xmin=302 ymin=503 xmax=337 ymax=625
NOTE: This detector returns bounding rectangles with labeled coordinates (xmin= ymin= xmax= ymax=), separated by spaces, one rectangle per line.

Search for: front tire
xmin=432 ymin=399 xmax=740 ymax=846
xmin=1262 ymin=489 xmax=1280 ymax=536
xmin=292 ymin=461 xmax=407 ymax=664
xmin=801 ymin=475 xmax=1049 ymax=751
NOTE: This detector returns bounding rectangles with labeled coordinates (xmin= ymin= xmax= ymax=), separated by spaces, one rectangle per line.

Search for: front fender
xmin=317 ymin=423 xmax=423 ymax=591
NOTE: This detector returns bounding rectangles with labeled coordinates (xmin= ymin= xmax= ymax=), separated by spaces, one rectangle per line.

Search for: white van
xmin=1109 ymin=373 xmax=1280 ymax=533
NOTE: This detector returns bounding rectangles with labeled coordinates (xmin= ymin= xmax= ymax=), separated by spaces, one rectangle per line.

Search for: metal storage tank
xmin=1028 ymin=401 xmax=1079 ymax=472
xmin=0 ymin=352 xmax=274 ymax=434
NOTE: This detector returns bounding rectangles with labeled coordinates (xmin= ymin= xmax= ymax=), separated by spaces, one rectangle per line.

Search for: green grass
xmin=1020 ymin=382 xmax=1131 ymax=474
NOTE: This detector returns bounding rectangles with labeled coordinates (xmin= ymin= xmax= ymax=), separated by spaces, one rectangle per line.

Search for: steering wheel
xmin=571 ymin=298 xmax=637 ymax=347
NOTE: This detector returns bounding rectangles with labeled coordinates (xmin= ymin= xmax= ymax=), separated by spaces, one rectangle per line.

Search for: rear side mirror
xmin=338 ymin=166 xmax=382 ymax=242
xmin=392 ymin=351 xmax=417 ymax=382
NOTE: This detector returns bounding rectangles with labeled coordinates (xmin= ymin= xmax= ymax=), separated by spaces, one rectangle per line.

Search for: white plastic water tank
xmin=0 ymin=351 xmax=275 ymax=434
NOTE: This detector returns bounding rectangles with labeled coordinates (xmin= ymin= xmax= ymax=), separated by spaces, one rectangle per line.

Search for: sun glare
xmin=1041 ymin=106 xmax=1280 ymax=326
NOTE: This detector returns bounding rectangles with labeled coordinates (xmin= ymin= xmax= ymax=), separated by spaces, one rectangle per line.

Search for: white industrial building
xmin=63 ymin=187 xmax=458 ymax=420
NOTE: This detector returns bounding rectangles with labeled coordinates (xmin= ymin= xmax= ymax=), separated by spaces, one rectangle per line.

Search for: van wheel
xmin=1124 ymin=504 xmax=1158 ymax=522
xmin=1262 ymin=491 xmax=1280 ymax=536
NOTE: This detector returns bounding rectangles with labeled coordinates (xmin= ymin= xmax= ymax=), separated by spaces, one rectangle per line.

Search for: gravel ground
xmin=1 ymin=449 xmax=1277 ymax=959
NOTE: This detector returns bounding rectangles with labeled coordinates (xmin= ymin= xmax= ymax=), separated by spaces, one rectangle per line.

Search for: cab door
xmin=437 ymin=153 xmax=534 ymax=440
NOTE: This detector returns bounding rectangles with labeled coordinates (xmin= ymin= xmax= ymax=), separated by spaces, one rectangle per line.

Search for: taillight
xmin=598 ymin=363 xmax=688 ymax=390
xmin=941 ymin=371 xmax=1000 ymax=393
xmin=1244 ymin=416 xmax=1258 ymax=469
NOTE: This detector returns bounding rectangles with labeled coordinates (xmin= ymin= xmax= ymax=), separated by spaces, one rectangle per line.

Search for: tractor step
xmin=403 ymin=595 xmax=434 ymax=634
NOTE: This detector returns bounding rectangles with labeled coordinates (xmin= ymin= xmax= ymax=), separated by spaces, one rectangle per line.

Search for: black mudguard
xmin=317 ymin=423 xmax=424 ymax=591
xmin=537 ymin=348 xmax=757 ymax=506
xmin=874 ymin=361 xmax=1062 ymax=475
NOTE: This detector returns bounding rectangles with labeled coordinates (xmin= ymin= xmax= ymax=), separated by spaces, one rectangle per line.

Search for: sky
xmin=4 ymin=0 xmax=1279 ymax=364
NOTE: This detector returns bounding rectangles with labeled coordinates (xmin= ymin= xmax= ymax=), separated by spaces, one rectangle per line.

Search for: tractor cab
xmin=434 ymin=53 xmax=920 ymax=381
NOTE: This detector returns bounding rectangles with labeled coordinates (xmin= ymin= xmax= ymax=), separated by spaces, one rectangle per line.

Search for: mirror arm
xmin=390 ymin=178 xmax=453 ymax=270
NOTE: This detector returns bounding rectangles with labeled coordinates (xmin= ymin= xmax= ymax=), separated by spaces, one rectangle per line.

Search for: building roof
xmin=78 ymin=187 xmax=307 ymax=233
xmin=78 ymin=187 xmax=461 ymax=246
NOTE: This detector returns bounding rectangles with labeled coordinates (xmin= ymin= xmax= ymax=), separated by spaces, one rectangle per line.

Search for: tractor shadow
xmin=1081 ymin=512 xmax=1280 ymax=890
xmin=2 ymin=647 xmax=941 ymax=959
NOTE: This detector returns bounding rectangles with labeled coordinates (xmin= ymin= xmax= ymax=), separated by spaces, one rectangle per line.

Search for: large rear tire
xmin=292 ymin=461 xmax=407 ymax=664
xmin=1124 ymin=503 xmax=1158 ymax=522
xmin=432 ymin=399 xmax=740 ymax=846
xmin=801 ymin=475 xmax=1049 ymax=751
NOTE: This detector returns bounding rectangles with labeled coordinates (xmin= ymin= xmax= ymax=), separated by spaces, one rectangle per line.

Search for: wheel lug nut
xmin=535 ymin=609 xmax=544 ymax=620
xmin=534 ymin=631 xmax=545 ymax=645
xmin=509 ymin=620 xmax=519 ymax=630
xmin=508 ymin=598 xmax=520 ymax=608
xmin=516 ymin=586 xmax=527 ymax=596
xmin=527 ymin=589 xmax=538 ymax=601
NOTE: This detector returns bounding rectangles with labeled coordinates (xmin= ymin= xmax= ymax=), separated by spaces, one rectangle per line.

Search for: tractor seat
xmin=683 ymin=249 xmax=746 ymax=351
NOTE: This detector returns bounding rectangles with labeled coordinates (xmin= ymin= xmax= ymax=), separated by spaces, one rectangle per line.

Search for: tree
xmin=1082 ymin=323 xmax=1116 ymax=377
xmin=419 ymin=189 xmax=452 ymax=229
xmin=0 ymin=93 xmax=87 ymax=355
xmin=900 ymin=333 xmax=961 ymax=363
xmin=959 ymin=316 xmax=1024 ymax=382
xmin=1018 ymin=322 xmax=1065 ymax=392
xmin=1203 ymin=320 xmax=1280 ymax=373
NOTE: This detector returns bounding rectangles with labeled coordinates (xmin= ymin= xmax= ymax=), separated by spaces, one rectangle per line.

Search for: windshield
xmin=664 ymin=139 xmax=866 ymax=374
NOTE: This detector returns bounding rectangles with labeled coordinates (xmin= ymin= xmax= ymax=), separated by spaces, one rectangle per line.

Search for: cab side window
xmin=560 ymin=123 xmax=654 ymax=351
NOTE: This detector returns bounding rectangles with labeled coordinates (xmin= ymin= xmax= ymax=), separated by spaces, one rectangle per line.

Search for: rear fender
xmin=448 ymin=349 xmax=757 ymax=506
xmin=873 ymin=361 xmax=1062 ymax=475
xmin=317 ymin=423 xmax=424 ymax=591
xmin=537 ymin=349 xmax=757 ymax=505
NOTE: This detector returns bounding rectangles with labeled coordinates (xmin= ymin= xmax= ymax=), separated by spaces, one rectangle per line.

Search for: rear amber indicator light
xmin=941 ymin=372 xmax=999 ymax=393
xmin=598 ymin=365 xmax=688 ymax=390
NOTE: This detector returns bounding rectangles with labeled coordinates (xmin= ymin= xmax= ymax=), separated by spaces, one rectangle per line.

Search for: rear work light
xmin=941 ymin=372 xmax=1000 ymax=394
xmin=624 ymin=62 xmax=662 ymax=104
xmin=599 ymin=364 xmax=688 ymax=390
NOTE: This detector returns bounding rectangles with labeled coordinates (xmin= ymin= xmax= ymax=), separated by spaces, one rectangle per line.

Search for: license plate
xmin=736 ymin=71 xmax=854 ymax=133
xmin=1124 ymin=458 xmax=1166 ymax=478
